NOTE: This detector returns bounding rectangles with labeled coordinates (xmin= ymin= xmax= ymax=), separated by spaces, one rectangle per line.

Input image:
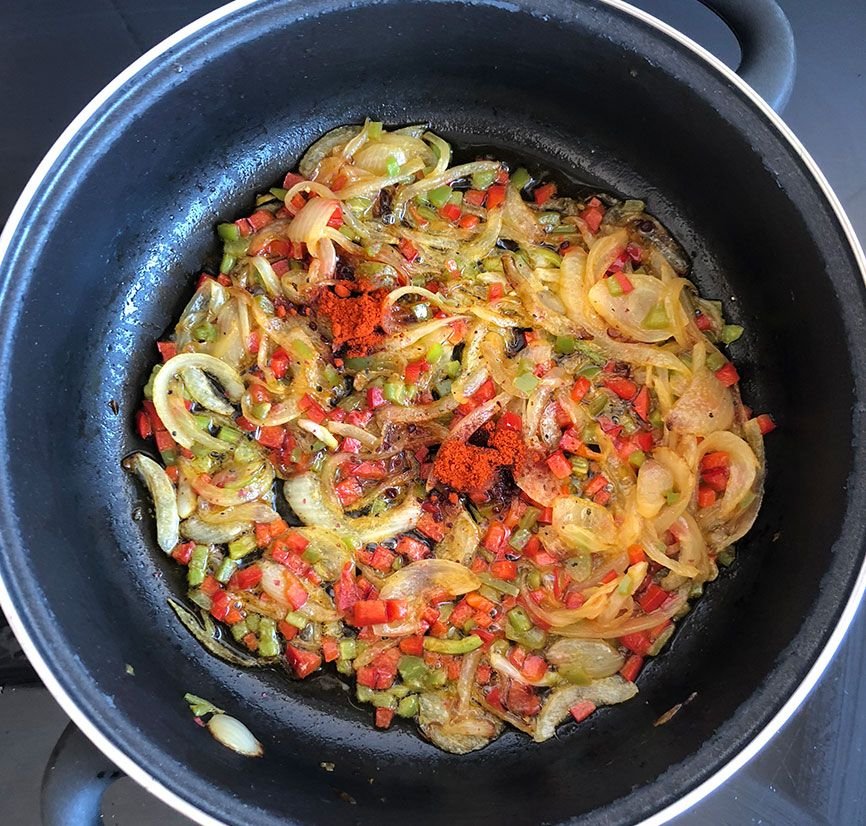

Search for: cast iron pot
xmin=1 ymin=0 xmax=865 ymax=824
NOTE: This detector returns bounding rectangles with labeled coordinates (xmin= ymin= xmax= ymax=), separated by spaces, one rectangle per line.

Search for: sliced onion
xmin=533 ymin=677 xmax=638 ymax=742
xmin=696 ymin=430 xmax=759 ymax=520
xmin=501 ymin=184 xmax=544 ymax=244
xmin=180 ymin=367 xmax=235 ymax=416
xmin=585 ymin=230 xmax=628 ymax=285
xmin=588 ymin=273 xmax=673 ymax=342
xmin=515 ymin=460 xmax=565 ymax=507
xmin=434 ymin=509 xmax=480 ymax=566
xmin=180 ymin=516 xmax=250 ymax=544
xmin=555 ymin=590 xmax=687 ymax=638
xmin=297 ymin=418 xmax=339 ymax=450
xmin=283 ymin=472 xmax=421 ymax=543
xmin=326 ymin=420 xmax=379 ymax=449
xmin=207 ymin=714 xmax=263 ymax=758
xmin=197 ymin=501 xmax=278 ymax=525
xmin=182 ymin=460 xmax=274 ymax=508
xmin=123 ymin=453 xmax=179 ymax=553
xmin=502 ymin=255 xmax=575 ymax=336
xmin=176 ymin=474 xmax=197 ymax=520
xmin=489 ymin=651 xmax=557 ymax=687
xmin=552 ymin=496 xmax=618 ymax=551
xmin=667 ymin=368 xmax=734 ymax=435
xmin=643 ymin=536 xmax=699 ymax=578
xmin=168 ymin=599 xmax=261 ymax=667
xmin=636 ymin=460 xmax=674 ymax=519
xmin=373 ymin=559 xmax=481 ymax=636
xmin=546 ymin=638 xmax=625 ymax=678
xmin=153 ymin=354 xmax=244 ymax=450
xmin=299 ymin=124 xmax=362 ymax=177
xmin=251 ymin=256 xmax=282 ymax=297
xmin=377 ymin=395 xmax=459 ymax=423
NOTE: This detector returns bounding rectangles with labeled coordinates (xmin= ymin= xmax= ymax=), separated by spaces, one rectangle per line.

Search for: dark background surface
xmin=0 ymin=0 xmax=864 ymax=823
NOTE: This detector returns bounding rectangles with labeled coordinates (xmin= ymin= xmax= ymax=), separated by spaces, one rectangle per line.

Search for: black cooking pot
xmin=2 ymin=0 xmax=865 ymax=824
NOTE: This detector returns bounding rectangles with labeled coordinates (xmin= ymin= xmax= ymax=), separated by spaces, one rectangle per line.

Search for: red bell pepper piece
xmin=571 ymin=376 xmax=591 ymax=402
xmin=569 ymin=699 xmax=597 ymax=723
xmin=533 ymin=182 xmax=556 ymax=206
xmin=633 ymin=386 xmax=650 ymax=421
xmin=488 ymin=282 xmax=504 ymax=302
xmin=439 ymin=203 xmax=462 ymax=222
xmin=270 ymin=348 xmax=290 ymax=379
xmin=352 ymin=599 xmax=389 ymax=626
xmin=228 ymin=564 xmax=262 ymax=591
xmin=714 ymin=362 xmax=740 ymax=387
xmin=490 ymin=560 xmax=518 ymax=581
xmin=603 ymin=377 xmax=638 ymax=400
xmin=619 ymin=654 xmax=644 ymax=683
xmin=546 ymin=451 xmax=572 ymax=480
xmin=156 ymin=341 xmax=177 ymax=362
xmin=256 ymin=426 xmax=285 ymax=449
xmin=638 ymin=582 xmax=668 ymax=614
xmin=756 ymin=413 xmax=776 ymax=435
xmin=485 ymin=185 xmax=507 ymax=210
xmin=398 ymin=237 xmax=419 ymax=261
xmin=286 ymin=645 xmax=322 ymax=678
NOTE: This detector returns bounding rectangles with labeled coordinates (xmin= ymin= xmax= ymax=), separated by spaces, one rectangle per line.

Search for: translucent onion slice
xmin=667 ymin=368 xmax=734 ymax=436
xmin=373 ymin=559 xmax=481 ymax=636
xmin=181 ymin=460 xmax=274 ymax=508
xmin=153 ymin=354 xmax=244 ymax=450
xmin=123 ymin=453 xmax=179 ymax=553
xmin=533 ymin=677 xmax=638 ymax=742
xmin=207 ymin=714 xmax=263 ymax=758
xmin=636 ymin=459 xmax=675 ymax=519
xmin=181 ymin=367 xmax=235 ymax=416
xmin=546 ymin=638 xmax=625 ymax=679
xmin=283 ymin=472 xmax=421 ymax=544
xmin=180 ymin=516 xmax=251 ymax=544
xmin=288 ymin=197 xmax=340 ymax=248
xmin=552 ymin=496 xmax=618 ymax=551
xmin=489 ymin=652 xmax=557 ymax=687
xmin=197 ymin=501 xmax=278 ymax=525
xmin=588 ymin=273 xmax=674 ymax=342
xmin=299 ymin=124 xmax=362 ymax=177
xmin=695 ymin=430 xmax=759 ymax=519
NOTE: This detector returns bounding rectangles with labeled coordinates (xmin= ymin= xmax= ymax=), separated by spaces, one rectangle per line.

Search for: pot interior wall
xmin=0 ymin=1 xmax=864 ymax=824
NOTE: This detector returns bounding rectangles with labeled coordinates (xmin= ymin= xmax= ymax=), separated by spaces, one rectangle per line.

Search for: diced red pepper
xmin=485 ymin=185 xmax=507 ymax=210
xmin=395 ymin=535 xmax=430 ymax=561
xmin=352 ymin=460 xmax=387 ymax=480
xmin=569 ymin=699 xmax=597 ymax=723
xmin=571 ymin=376 xmax=592 ymax=403
xmin=375 ymin=707 xmax=395 ymax=729
xmin=154 ymin=429 xmax=176 ymax=454
xmin=340 ymin=437 xmax=362 ymax=454
xmin=701 ymin=467 xmax=729 ymax=493
xmin=583 ymin=207 xmax=604 ymax=233
xmin=458 ymin=213 xmax=480 ymax=230
xmin=369 ymin=545 xmax=396 ymax=572
xmin=546 ymin=451 xmax=572 ymax=480
xmin=334 ymin=562 xmax=360 ymax=615
xmin=490 ymin=559 xmax=518 ymax=581
xmin=321 ymin=637 xmax=340 ymax=663
xmin=200 ymin=575 xmax=221 ymax=597
xmin=281 ymin=531 xmax=309 ymax=553
xmin=498 ymin=411 xmax=522 ymax=432
xmin=537 ymin=507 xmax=553 ymax=525
xmin=612 ymin=271 xmax=634 ymax=294
xmin=701 ymin=451 xmax=730 ymax=471
xmin=404 ymin=358 xmax=429 ymax=385
xmin=247 ymin=210 xmax=275 ymax=232
xmin=386 ymin=599 xmax=409 ymax=622
xmin=697 ymin=485 xmax=717 ymax=508
xmin=464 ymin=189 xmax=486 ymax=206
xmin=171 ymin=541 xmax=195 ymax=565
xmin=398 ymin=237 xmax=419 ymax=261
xmin=604 ymin=377 xmax=638 ymax=400
xmin=352 ymin=599 xmax=389 ymax=626
xmin=628 ymin=544 xmax=647 ymax=565
xmin=135 ymin=410 xmax=152 ymax=440
xmin=283 ymin=172 xmax=305 ymax=190
xmin=286 ymin=645 xmax=322 ymax=679
xmin=277 ymin=620 xmax=298 ymax=641
xmin=399 ymin=636 xmax=425 ymax=656
xmin=482 ymin=522 xmax=510 ymax=554
xmin=156 ymin=341 xmax=177 ymax=362
xmin=440 ymin=203 xmax=462 ymax=222
xmin=473 ymin=378 xmax=497 ymax=404
xmin=270 ymin=348 xmax=290 ymax=379
xmin=505 ymin=681 xmax=541 ymax=717
xmin=638 ymin=582 xmax=668 ymax=614
xmin=756 ymin=413 xmax=776 ymax=435
xmin=249 ymin=383 xmax=271 ymax=405
xmin=256 ymin=426 xmax=285 ymax=449
xmin=583 ymin=475 xmax=609 ymax=497
xmin=417 ymin=511 xmax=448 ymax=542
xmin=695 ymin=312 xmax=713 ymax=331
xmin=521 ymin=654 xmax=547 ymax=682
xmin=633 ymin=386 xmax=650 ymax=421
xmin=533 ymin=182 xmax=556 ymax=206
xmin=714 ymin=362 xmax=740 ymax=387
xmin=327 ymin=206 xmax=343 ymax=228
xmin=335 ymin=476 xmax=363 ymax=508
xmin=229 ymin=564 xmax=263 ymax=591
xmin=621 ymin=631 xmax=653 ymax=656
xmin=488 ymin=282 xmax=504 ymax=302
xmin=298 ymin=394 xmax=326 ymax=424
xmin=366 ymin=386 xmax=386 ymax=409
xmin=619 ymin=654 xmax=644 ymax=683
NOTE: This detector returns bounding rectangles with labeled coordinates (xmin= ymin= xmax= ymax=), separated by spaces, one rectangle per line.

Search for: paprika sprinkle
xmin=317 ymin=282 xmax=386 ymax=356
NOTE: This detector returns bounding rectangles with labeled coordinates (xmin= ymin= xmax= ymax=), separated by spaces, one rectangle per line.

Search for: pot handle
xmin=697 ymin=0 xmax=795 ymax=112
xmin=41 ymin=722 xmax=124 ymax=826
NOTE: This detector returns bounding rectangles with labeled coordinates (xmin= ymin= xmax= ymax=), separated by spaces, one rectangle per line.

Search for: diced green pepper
xmin=720 ymin=324 xmax=744 ymax=344
xmin=218 ymin=426 xmax=242 ymax=445
xmin=514 ymin=372 xmax=539 ymax=394
xmin=555 ymin=335 xmax=576 ymax=355
xmin=510 ymin=167 xmax=532 ymax=191
xmin=258 ymin=618 xmax=279 ymax=658
xmin=509 ymin=528 xmax=531 ymax=551
xmin=478 ymin=573 xmax=520 ymax=597
xmin=706 ymin=351 xmax=726 ymax=372
xmin=665 ymin=490 xmax=680 ymax=505
xmin=217 ymin=222 xmax=241 ymax=241
xmin=219 ymin=253 xmax=235 ymax=274
xmin=284 ymin=610 xmax=308 ymax=630
xmin=444 ymin=360 xmax=461 ymax=378
xmin=506 ymin=607 xmax=533 ymax=633
xmin=192 ymin=321 xmax=217 ymax=342
xmin=606 ymin=276 xmax=624 ymax=297
xmin=396 ymin=694 xmax=420 ymax=718
xmin=471 ymin=169 xmax=497 ymax=189
xmin=518 ymin=506 xmax=541 ymax=531
xmin=426 ymin=342 xmax=444 ymax=364
xmin=628 ymin=450 xmax=647 ymax=468
xmin=228 ymin=534 xmax=257 ymax=560
xmin=428 ymin=186 xmax=452 ymax=208
xmin=423 ymin=635 xmax=483 ymax=654
xmin=588 ymin=393 xmax=609 ymax=417
xmin=339 ymin=639 xmax=357 ymax=661
xmin=386 ymin=156 xmax=400 ymax=177
xmin=214 ymin=557 xmax=238 ymax=584
xmin=187 ymin=545 xmax=209 ymax=587
xmin=292 ymin=339 xmax=315 ymax=359
xmin=368 ymin=121 xmax=384 ymax=139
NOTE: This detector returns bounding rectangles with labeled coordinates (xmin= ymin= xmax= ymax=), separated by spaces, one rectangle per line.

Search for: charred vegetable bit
xmin=125 ymin=120 xmax=771 ymax=755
